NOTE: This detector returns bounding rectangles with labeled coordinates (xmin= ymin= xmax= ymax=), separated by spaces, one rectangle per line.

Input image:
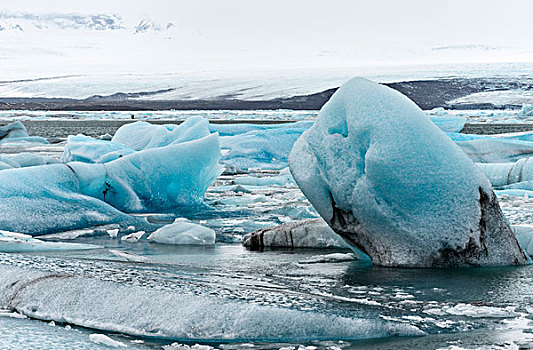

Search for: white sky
xmin=1 ymin=0 xmax=533 ymax=76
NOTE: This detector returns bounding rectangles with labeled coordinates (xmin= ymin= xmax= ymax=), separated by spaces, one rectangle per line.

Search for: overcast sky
xmin=1 ymin=0 xmax=533 ymax=75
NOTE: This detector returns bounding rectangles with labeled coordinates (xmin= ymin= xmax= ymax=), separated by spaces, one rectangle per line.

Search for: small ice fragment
xmin=298 ymin=253 xmax=357 ymax=264
xmin=109 ymin=250 xmax=151 ymax=263
xmin=89 ymin=333 xmax=126 ymax=347
xmin=147 ymin=221 xmax=215 ymax=245
xmin=120 ymin=231 xmax=146 ymax=242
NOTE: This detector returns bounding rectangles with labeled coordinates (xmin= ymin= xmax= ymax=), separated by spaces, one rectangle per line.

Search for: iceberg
xmin=99 ymin=132 xmax=222 ymax=212
xmin=112 ymin=117 xmax=211 ymax=151
xmin=147 ymin=220 xmax=215 ymax=245
xmin=0 ymin=121 xmax=49 ymax=144
xmin=452 ymin=133 xmax=533 ymax=163
xmin=0 ymin=153 xmax=59 ymax=170
xmin=0 ymin=118 xmax=222 ymax=234
xmin=519 ymin=104 xmax=533 ymax=117
xmin=242 ymin=219 xmax=349 ymax=249
xmin=213 ymin=122 xmax=313 ymax=170
xmin=61 ymin=135 xmax=135 ymax=163
xmin=0 ymin=164 xmax=140 ymax=235
xmin=0 ymin=265 xmax=424 ymax=342
xmin=477 ymin=158 xmax=533 ymax=189
xmin=513 ymin=224 xmax=533 ymax=255
xmin=289 ymin=77 xmax=528 ymax=267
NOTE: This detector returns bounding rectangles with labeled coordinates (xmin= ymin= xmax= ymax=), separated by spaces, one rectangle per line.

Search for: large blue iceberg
xmin=289 ymin=77 xmax=528 ymax=267
xmin=0 ymin=117 xmax=222 ymax=235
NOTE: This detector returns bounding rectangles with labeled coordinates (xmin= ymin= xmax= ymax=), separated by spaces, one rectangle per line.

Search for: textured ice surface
xmin=148 ymin=220 xmax=216 ymax=245
xmin=101 ymin=133 xmax=222 ymax=212
xmin=242 ymin=219 xmax=349 ymax=249
xmin=0 ymin=152 xmax=59 ymax=170
xmin=455 ymin=136 xmax=533 ymax=163
xmin=0 ymin=264 xmax=424 ymax=342
xmin=0 ymin=117 xmax=223 ymax=235
xmin=0 ymin=231 xmax=100 ymax=253
xmin=61 ymin=135 xmax=135 ymax=163
xmin=89 ymin=333 xmax=126 ymax=347
xmin=478 ymin=159 xmax=533 ymax=190
xmin=214 ymin=122 xmax=313 ymax=170
xmin=289 ymin=77 xmax=527 ymax=267
xmin=62 ymin=117 xmax=223 ymax=212
xmin=0 ymin=121 xmax=49 ymax=145
xmin=428 ymin=113 xmax=466 ymax=133
xmin=0 ymin=164 xmax=140 ymax=235
xmin=112 ymin=117 xmax=211 ymax=151
xmin=513 ymin=224 xmax=533 ymax=255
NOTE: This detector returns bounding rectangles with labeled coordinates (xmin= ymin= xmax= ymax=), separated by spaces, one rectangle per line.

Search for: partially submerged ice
xmin=147 ymin=220 xmax=215 ymax=245
xmin=479 ymin=158 xmax=533 ymax=191
xmin=243 ymin=219 xmax=349 ymax=249
xmin=0 ymin=121 xmax=48 ymax=145
xmin=0 ymin=231 xmax=100 ymax=252
xmin=289 ymin=77 xmax=528 ymax=267
xmin=0 ymin=117 xmax=223 ymax=235
xmin=0 ymin=164 xmax=140 ymax=235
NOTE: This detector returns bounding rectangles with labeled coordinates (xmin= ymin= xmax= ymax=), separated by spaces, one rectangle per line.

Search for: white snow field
xmin=289 ymin=77 xmax=528 ymax=267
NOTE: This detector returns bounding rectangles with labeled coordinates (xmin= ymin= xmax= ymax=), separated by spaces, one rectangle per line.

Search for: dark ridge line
xmin=0 ymin=75 xmax=81 ymax=84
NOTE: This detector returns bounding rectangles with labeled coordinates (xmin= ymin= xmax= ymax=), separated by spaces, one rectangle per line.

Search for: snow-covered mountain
xmin=0 ymin=11 xmax=176 ymax=34
xmin=1 ymin=1 xmax=533 ymax=101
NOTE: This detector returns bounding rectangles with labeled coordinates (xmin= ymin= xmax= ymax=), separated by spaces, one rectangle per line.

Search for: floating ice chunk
xmin=0 ymin=121 xmax=48 ymax=144
xmin=0 ymin=310 xmax=27 ymax=319
xmin=109 ymin=250 xmax=151 ymax=263
xmin=444 ymin=303 xmax=519 ymax=318
xmin=107 ymin=229 xmax=119 ymax=239
xmin=101 ymin=133 xmax=223 ymax=212
xmin=519 ymin=104 xmax=533 ymax=117
xmin=0 ymin=230 xmax=100 ymax=252
xmin=478 ymin=158 xmax=533 ymax=189
xmin=0 ymin=153 xmax=59 ymax=170
xmin=163 ymin=343 xmax=215 ymax=350
xmin=289 ymin=77 xmax=528 ymax=267
xmin=215 ymin=122 xmax=313 ymax=170
xmin=242 ymin=219 xmax=350 ymax=249
xmin=298 ymin=253 xmax=358 ymax=264
xmin=453 ymin=134 xmax=533 ymax=163
xmin=513 ymin=224 xmax=533 ymax=256
xmin=429 ymin=114 xmax=466 ymax=133
xmin=112 ymin=117 xmax=211 ymax=150
xmin=147 ymin=221 xmax=215 ymax=245
xmin=89 ymin=334 xmax=126 ymax=348
xmin=1 ymin=265 xmax=424 ymax=341
xmin=0 ymin=164 xmax=140 ymax=235
xmin=61 ymin=135 xmax=135 ymax=163
xmin=120 ymin=231 xmax=146 ymax=242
